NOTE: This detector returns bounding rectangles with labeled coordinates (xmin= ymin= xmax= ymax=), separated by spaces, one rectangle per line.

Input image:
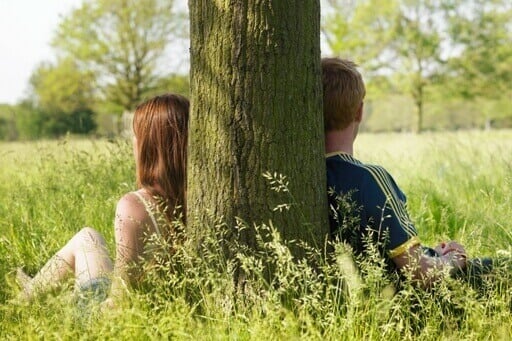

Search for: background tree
xmin=29 ymin=59 xmax=96 ymax=114
xmin=153 ymin=73 xmax=190 ymax=97
xmin=445 ymin=0 xmax=512 ymax=128
xmin=188 ymin=1 xmax=329 ymax=252
xmin=322 ymin=0 xmax=399 ymax=72
xmin=4 ymin=101 xmax=46 ymax=140
xmin=0 ymin=104 xmax=18 ymax=140
xmin=391 ymin=0 xmax=447 ymax=133
xmin=323 ymin=0 xmax=450 ymax=133
xmin=52 ymin=0 xmax=185 ymax=112
xmin=28 ymin=59 xmax=97 ymax=137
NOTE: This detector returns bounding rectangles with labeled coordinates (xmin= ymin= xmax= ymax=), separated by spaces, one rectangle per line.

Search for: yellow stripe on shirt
xmin=388 ymin=236 xmax=421 ymax=258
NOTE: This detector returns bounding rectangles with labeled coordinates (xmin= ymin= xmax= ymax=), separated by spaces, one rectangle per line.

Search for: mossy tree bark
xmin=188 ymin=0 xmax=328 ymax=252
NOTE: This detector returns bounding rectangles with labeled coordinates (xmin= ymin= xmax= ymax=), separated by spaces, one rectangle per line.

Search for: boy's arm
xmin=361 ymin=168 xmax=467 ymax=287
xmin=392 ymin=241 xmax=467 ymax=287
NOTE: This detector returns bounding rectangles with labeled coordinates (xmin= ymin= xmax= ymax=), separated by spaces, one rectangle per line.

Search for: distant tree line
xmin=0 ymin=0 xmax=189 ymax=140
xmin=322 ymin=0 xmax=512 ymax=132
xmin=1 ymin=0 xmax=511 ymax=140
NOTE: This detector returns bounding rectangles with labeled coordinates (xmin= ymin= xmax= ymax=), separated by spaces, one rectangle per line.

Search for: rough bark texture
xmin=188 ymin=0 xmax=328 ymax=250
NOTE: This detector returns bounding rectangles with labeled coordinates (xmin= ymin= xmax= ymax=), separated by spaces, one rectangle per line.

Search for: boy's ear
xmin=355 ymin=102 xmax=364 ymax=122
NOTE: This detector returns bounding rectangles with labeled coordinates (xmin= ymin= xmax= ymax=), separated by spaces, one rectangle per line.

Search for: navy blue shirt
xmin=326 ymin=152 xmax=420 ymax=262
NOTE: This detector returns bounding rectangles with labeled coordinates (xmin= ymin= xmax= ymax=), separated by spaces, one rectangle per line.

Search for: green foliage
xmin=0 ymin=104 xmax=16 ymax=140
xmin=52 ymin=0 xmax=185 ymax=111
xmin=9 ymin=0 xmax=188 ymax=140
xmin=2 ymin=103 xmax=97 ymax=140
xmin=29 ymin=59 xmax=96 ymax=114
xmin=153 ymin=73 xmax=190 ymax=97
xmin=13 ymin=59 xmax=99 ymax=138
xmin=322 ymin=0 xmax=400 ymax=69
xmin=1 ymin=133 xmax=511 ymax=339
xmin=323 ymin=0 xmax=447 ymax=133
xmin=0 ymin=102 xmax=45 ymax=140
xmin=322 ymin=0 xmax=512 ymax=133
xmin=391 ymin=0 xmax=447 ymax=132
xmin=445 ymin=0 xmax=512 ymax=102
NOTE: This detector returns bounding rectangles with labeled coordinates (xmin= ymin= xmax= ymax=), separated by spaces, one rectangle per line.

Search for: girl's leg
xmin=18 ymin=227 xmax=113 ymax=298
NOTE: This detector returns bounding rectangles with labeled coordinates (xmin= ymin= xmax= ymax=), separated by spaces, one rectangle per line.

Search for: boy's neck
xmin=324 ymin=128 xmax=355 ymax=155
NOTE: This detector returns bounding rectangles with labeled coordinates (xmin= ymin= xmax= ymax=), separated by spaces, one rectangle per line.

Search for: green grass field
xmin=1 ymin=131 xmax=511 ymax=339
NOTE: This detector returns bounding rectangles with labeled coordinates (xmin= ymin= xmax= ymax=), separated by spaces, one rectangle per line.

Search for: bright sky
xmin=0 ymin=0 xmax=328 ymax=106
xmin=0 ymin=0 xmax=83 ymax=105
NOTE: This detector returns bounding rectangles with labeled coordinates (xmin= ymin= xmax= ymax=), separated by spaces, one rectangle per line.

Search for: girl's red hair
xmin=132 ymin=93 xmax=189 ymax=223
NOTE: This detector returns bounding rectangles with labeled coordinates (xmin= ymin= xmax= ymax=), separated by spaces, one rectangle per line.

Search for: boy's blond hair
xmin=322 ymin=58 xmax=366 ymax=131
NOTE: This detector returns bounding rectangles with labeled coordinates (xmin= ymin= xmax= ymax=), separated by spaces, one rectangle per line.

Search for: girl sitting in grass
xmin=16 ymin=93 xmax=188 ymax=306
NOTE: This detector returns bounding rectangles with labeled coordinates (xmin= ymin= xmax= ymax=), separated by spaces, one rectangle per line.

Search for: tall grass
xmin=357 ymin=131 xmax=512 ymax=253
xmin=0 ymin=131 xmax=511 ymax=340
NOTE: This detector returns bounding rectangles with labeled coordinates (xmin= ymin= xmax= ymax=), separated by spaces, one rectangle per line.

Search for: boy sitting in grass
xmin=322 ymin=57 xmax=495 ymax=288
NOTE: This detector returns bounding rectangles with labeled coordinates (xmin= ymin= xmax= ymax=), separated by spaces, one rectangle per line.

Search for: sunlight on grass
xmin=0 ymin=131 xmax=511 ymax=339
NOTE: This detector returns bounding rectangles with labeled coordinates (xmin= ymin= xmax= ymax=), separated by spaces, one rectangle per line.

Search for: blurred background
xmin=0 ymin=0 xmax=511 ymax=140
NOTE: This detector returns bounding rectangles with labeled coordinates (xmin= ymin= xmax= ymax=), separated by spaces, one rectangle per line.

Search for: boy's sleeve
xmin=361 ymin=166 xmax=420 ymax=258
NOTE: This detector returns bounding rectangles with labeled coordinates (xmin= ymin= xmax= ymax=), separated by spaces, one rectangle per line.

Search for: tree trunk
xmin=416 ymin=96 xmax=423 ymax=134
xmin=413 ymin=80 xmax=424 ymax=134
xmin=188 ymin=0 xmax=329 ymax=252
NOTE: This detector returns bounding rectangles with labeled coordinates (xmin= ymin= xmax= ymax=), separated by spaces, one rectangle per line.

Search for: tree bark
xmin=188 ymin=0 xmax=329 ymax=252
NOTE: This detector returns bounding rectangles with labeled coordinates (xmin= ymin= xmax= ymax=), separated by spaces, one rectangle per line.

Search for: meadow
xmin=0 ymin=131 xmax=511 ymax=340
